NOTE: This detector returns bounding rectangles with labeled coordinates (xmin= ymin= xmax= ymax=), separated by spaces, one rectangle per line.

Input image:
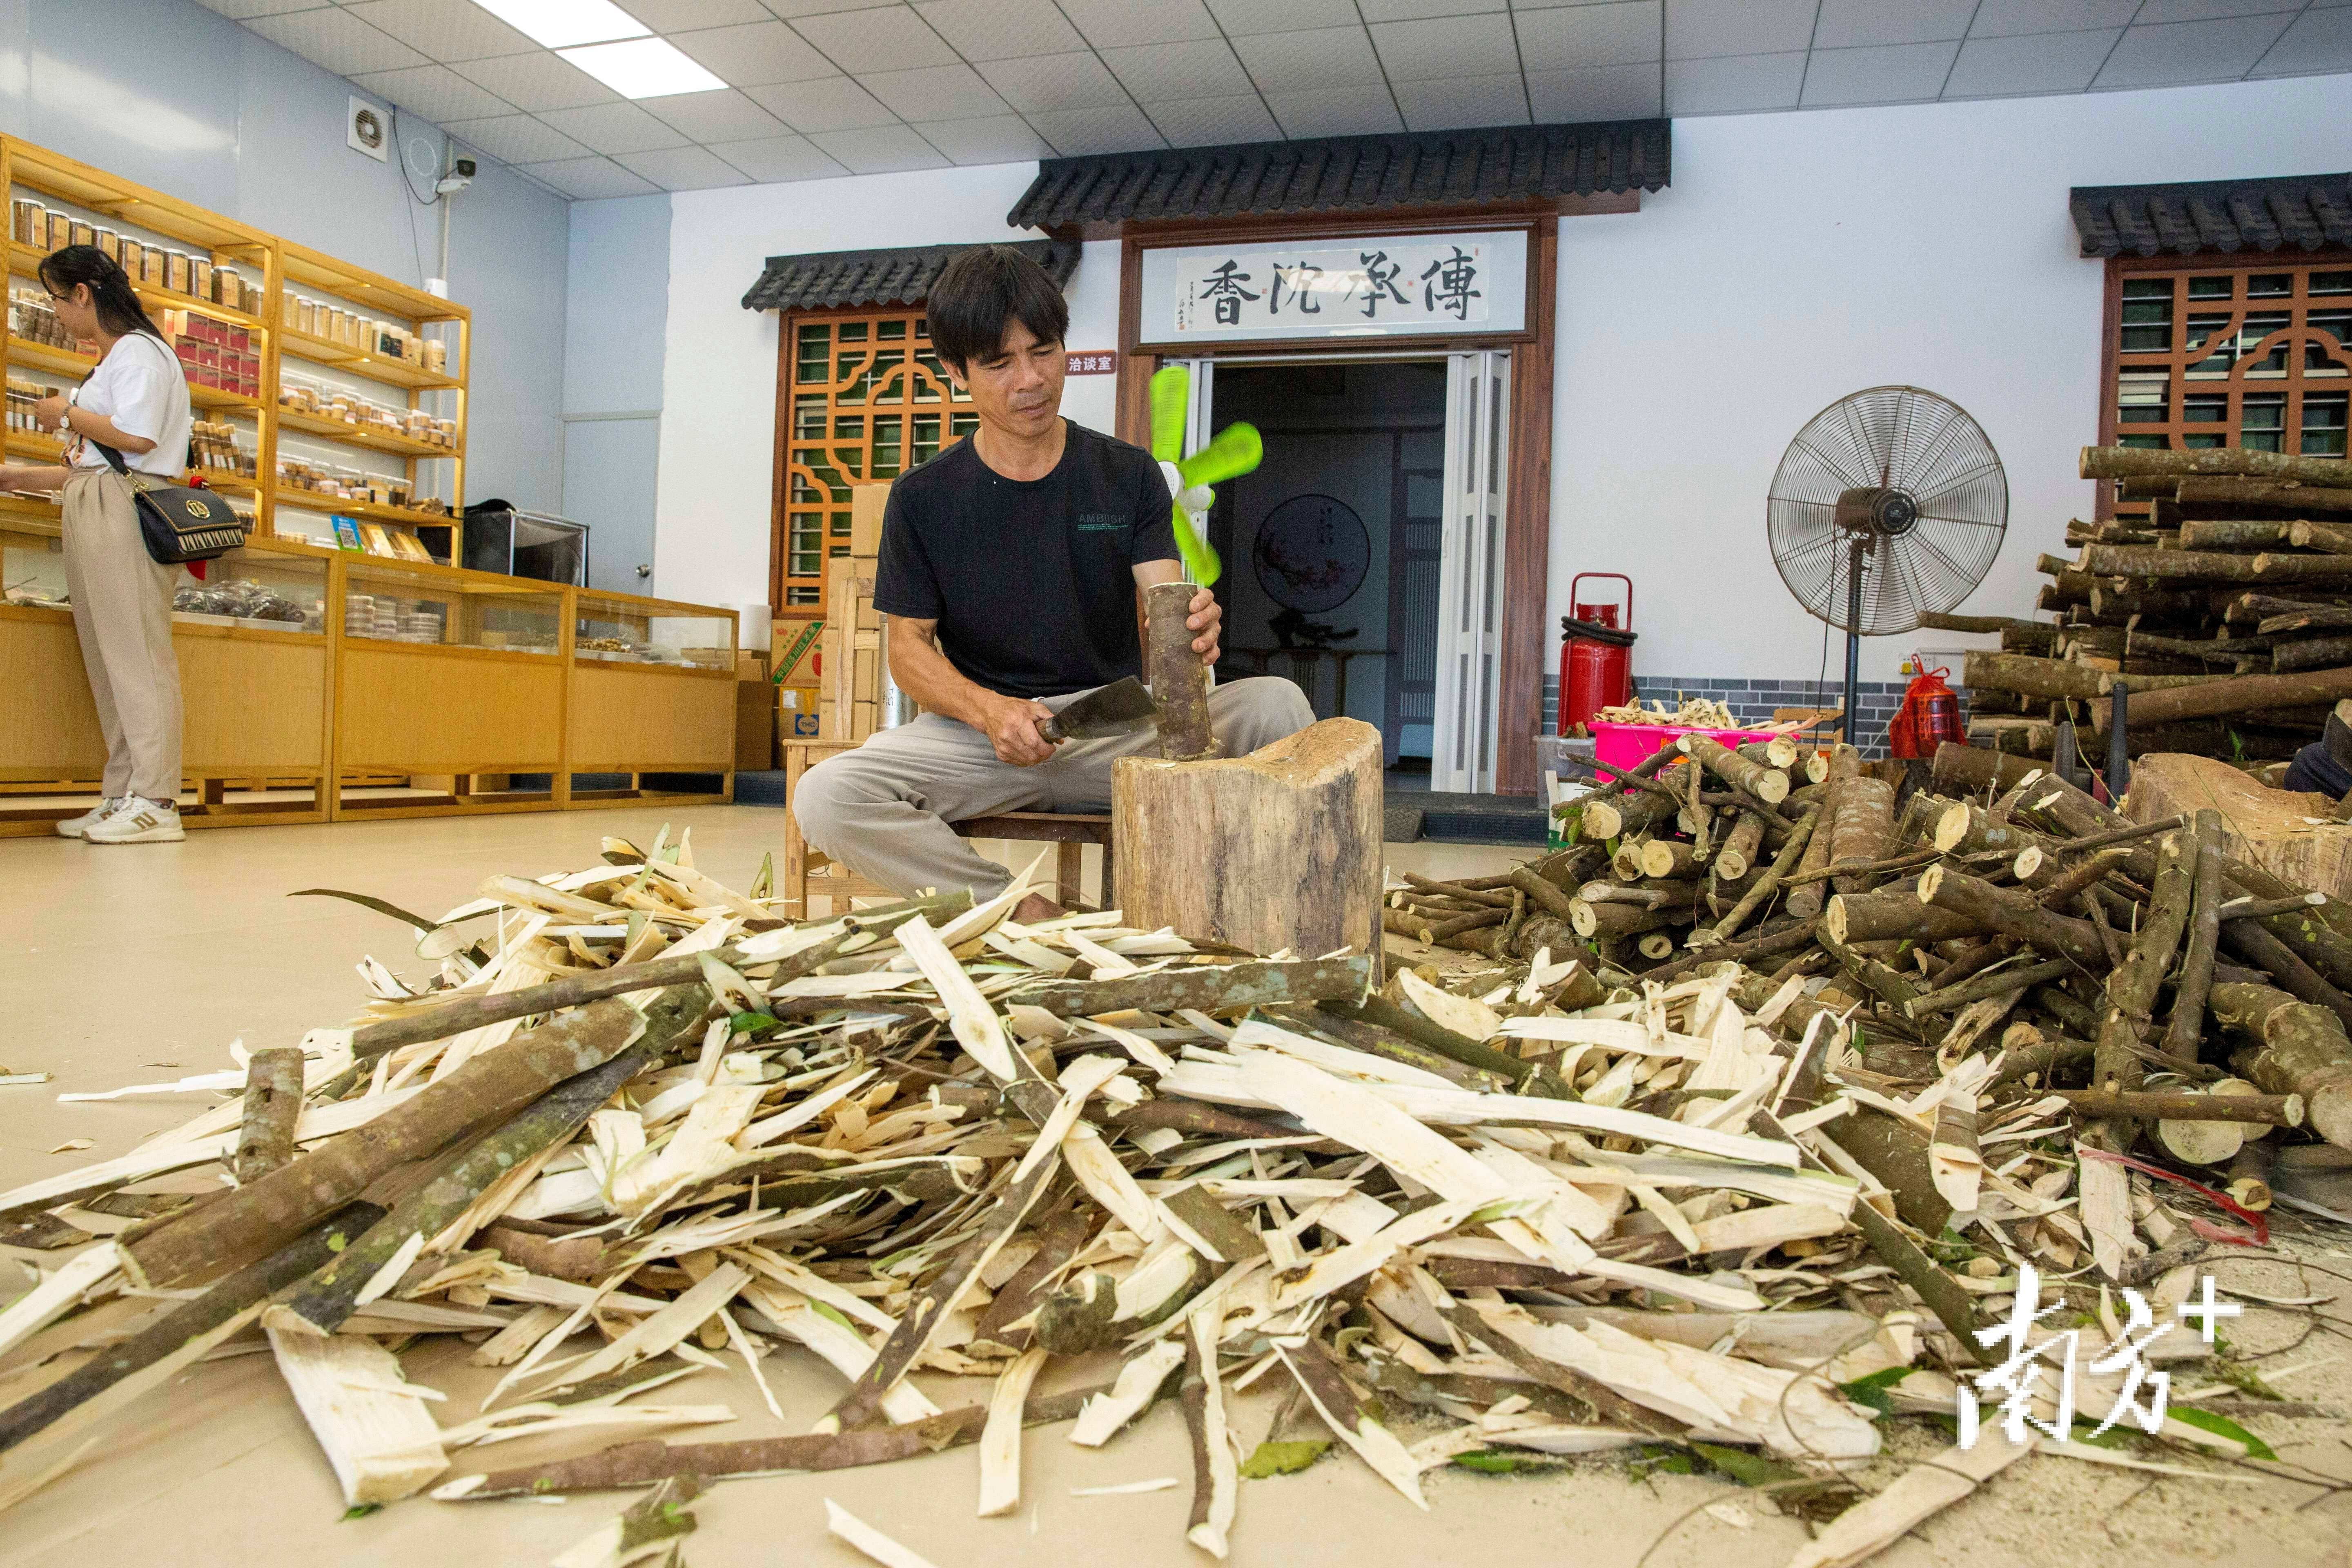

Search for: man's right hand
xmin=979 ymin=692 xmax=1059 ymax=766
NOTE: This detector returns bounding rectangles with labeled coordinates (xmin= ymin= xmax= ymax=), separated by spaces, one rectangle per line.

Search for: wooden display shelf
xmin=274 ymin=405 xmax=460 ymax=460
xmin=7 ymin=142 xmax=271 ymax=255
xmin=4 ymin=431 xmax=62 ymax=461
xmin=278 ymin=328 xmax=459 ymax=390
xmin=188 ymin=382 xmax=261 ymax=412
xmin=281 ymin=241 xmax=457 ymax=324
xmin=0 ymin=490 xmax=58 ymax=528
xmin=192 ymin=469 xmax=259 ymax=493
xmin=7 ymin=336 xmax=96 ymax=376
xmin=272 ymin=488 xmax=455 ymax=531
xmin=6 ymin=244 xmax=268 ymax=331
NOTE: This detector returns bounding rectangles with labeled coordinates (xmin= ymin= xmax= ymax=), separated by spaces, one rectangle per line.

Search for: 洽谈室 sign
xmin=1138 ymin=230 xmax=1529 ymax=346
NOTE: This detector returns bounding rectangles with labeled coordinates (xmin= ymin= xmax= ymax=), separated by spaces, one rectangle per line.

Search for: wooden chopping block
xmin=2127 ymin=751 xmax=2352 ymax=902
xmin=1114 ymin=717 xmax=1383 ymax=975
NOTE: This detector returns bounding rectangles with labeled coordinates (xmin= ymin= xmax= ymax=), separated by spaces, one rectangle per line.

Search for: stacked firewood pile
xmin=0 ymin=811 xmax=2332 ymax=1561
xmin=1951 ymin=444 xmax=2352 ymax=767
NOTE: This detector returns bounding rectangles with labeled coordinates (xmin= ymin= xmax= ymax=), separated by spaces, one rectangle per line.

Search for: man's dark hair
xmin=926 ymin=246 xmax=1068 ymax=372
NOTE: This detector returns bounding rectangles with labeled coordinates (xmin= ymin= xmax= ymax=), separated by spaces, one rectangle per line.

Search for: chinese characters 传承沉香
xmin=1198 ymin=260 xmax=1260 ymax=327
xmin=1421 ymin=246 xmax=1481 ymax=321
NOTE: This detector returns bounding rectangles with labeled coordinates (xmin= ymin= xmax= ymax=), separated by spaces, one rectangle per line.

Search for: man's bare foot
xmin=1012 ymin=892 xmax=1066 ymax=925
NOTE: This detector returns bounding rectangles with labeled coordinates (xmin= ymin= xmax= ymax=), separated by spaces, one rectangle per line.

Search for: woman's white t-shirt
xmin=68 ymin=332 xmax=192 ymax=479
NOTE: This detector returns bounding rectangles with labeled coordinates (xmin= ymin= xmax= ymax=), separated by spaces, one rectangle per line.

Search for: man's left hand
xmin=1185 ymin=585 xmax=1222 ymax=664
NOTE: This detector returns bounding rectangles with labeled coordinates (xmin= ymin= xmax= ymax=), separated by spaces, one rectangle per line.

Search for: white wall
xmin=646 ymin=162 xmax=1118 ymax=608
xmin=0 ymin=0 xmax=570 ymax=505
xmin=1551 ymin=73 xmax=2352 ymax=686
xmin=562 ymin=194 xmax=669 ymax=590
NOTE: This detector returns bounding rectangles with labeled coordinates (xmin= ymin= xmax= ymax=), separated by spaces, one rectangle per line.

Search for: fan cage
xmin=1767 ymin=386 xmax=2008 ymax=636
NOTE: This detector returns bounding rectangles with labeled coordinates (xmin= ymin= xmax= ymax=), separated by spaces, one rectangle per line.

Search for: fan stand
xmin=1843 ymin=536 xmax=1866 ymax=749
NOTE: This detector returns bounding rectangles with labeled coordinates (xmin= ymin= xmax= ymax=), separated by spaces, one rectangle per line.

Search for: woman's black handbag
xmin=93 ymin=441 xmax=250 ymax=564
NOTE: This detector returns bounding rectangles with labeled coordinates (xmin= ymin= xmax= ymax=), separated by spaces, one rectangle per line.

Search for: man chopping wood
xmin=793 ymin=245 xmax=1314 ymax=921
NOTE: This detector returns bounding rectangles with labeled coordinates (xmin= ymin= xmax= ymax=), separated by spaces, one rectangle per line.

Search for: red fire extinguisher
xmin=1889 ymin=658 xmax=1963 ymax=758
xmin=1559 ymin=573 xmax=1636 ymax=734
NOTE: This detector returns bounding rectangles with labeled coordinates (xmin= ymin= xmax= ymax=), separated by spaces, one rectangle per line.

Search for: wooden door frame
xmin=1110 ymin=204 xmax=1559 ymax=795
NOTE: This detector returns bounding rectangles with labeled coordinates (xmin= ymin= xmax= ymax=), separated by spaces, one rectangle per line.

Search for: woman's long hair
xmin=37 ymin=245 xmax=164 ymax=342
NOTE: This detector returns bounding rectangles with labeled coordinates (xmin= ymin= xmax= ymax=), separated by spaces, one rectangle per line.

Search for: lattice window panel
xmin=2104 ymin=257 xmax=2352 ymax=516
xmin=776 ymin=310 xmax=976 ymax=608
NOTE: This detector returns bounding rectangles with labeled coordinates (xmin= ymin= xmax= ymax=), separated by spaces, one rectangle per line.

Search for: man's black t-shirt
xmin=871 ymin=421 xmax=1176 ymax=699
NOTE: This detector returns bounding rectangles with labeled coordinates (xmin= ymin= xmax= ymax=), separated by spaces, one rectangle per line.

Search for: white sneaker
xmin=85 ymin=798 xmax=185 ymax=844
xmin=55 ymin=797 xmax=124 ymax=838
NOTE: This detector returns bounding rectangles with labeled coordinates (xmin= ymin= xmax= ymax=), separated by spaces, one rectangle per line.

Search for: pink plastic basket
xmin=1591 ymin=721 xmax=1782 ymax=773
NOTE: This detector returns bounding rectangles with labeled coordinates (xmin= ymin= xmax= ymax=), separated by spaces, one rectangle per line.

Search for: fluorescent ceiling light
xmin=470 ymin=0 xmax=648 ymax=49
xmin=558 ymin=37 xmax=728 ymax=98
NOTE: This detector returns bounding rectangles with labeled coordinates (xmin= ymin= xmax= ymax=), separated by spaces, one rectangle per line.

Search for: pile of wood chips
xmin=0 ymin=803 xmax=2330 ymax=1568
xmin=1956 ymin=443 xmax=2352 ymax=767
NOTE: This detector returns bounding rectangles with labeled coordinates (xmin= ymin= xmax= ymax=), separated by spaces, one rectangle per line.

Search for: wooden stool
xmin=953 ymin=812 xmax=1113 ymax=908
xmin=776 ymin=739 xmax=1113 ymax=918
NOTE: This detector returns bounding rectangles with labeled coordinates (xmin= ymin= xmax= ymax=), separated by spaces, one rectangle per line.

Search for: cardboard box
xmin=735 ymin=679 xmax=774 ymax=772
xmin=772 ymin=615 xmax=822 ymax=686
xmin=851 ymin=483 xmax=890 ymax=556
xmin=735 ymin=650 xmax=768 ymax=684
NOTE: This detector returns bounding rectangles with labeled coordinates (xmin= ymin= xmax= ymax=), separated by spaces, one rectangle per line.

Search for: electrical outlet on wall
xmin=348 ymin=97 xmax=388 ymax=163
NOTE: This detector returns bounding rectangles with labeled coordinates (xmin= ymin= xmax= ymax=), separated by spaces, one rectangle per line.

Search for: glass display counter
xmin=567 ymin=590 xmax=738 ymax=788
xmin=342 ymin=557 xmax=560 ymax=652
xmin=0 ymin=509 xmax=65 ymax=609
xmin=174 ymin=545 xmax=327 ymax=633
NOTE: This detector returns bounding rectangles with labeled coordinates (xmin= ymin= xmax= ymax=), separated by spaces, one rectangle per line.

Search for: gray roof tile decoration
xmin=742 ymin=237 xmax=1079 ymax=312
xmin=2070 ymin=173 xmax=2352 ymax=259
xmin=1005 ymin=118 xmax=1668 ymax=231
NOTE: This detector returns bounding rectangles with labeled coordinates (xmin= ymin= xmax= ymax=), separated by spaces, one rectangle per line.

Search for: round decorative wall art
xmin=1252 ymin=493 xmax=1370 ymax=613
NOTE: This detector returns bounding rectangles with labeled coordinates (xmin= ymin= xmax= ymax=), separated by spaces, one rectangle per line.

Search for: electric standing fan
xmin=1766 ymin=386 xmax=2009 ymax=744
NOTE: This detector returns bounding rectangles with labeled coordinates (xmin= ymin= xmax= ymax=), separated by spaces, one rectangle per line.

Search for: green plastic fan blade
xmin=1170 ymin=502 xmax=1221 ymax=588
xmin=1175 ymin=421 xmax=1263 ymax=488
xmin=1149 ymin=365 xmax=1189 ymax=463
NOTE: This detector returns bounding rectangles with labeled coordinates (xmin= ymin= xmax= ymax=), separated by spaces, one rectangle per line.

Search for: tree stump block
xmin=2128 ymin=752 xmax=2352 ymax=902
xmin=1113 ymin=717 xmax=1382 ymax=971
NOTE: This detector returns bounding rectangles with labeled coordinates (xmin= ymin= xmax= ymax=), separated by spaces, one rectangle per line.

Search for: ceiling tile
xmin=192 ymin=0 xmax=327 ymax=19
xmin=2253 ymin=5 xmax=2352 ymax=74
xmin=514 ymin=156 xmax=662 ymax=198
xmin=347 ymin=63 xmax=517 ymax=121
xmin=244 ymin=9 xmax=428 ymax=74
xmin=537 ymin=101 xmax=695 ymax=153
xmin=1967 ymin=0 xmax=2140 ymax=37
xmin=2135 ymin=0 xmax=2307 ymax=21
xmin=708 ymin=131 xmax=852 ymax=179
xmin=1526 ymin=59 xmax=1660 ymax=116
xmin=1207 ymin=0 xmax=1360 ymax=32
xmin=1359 ymin=0 xmax=1506 ymax=18
xmin=1665 ymin=0 xmax=1818 ymax=60
xmin=789 ymin=7 xmax=956 ymax=71
xmin=618 ymin=0 xmax=771 ymax=28
xmin=1264 ymin=86 xmax=1407 ymax=138
xmin=1812 ymin=0 xmax=1974 ymax=48
xmin=452 ymin=51 xmax=621 ymax=111
xmin=1231 ymin=26 xmax=1387 ymax=91
xmin=2094 ymin=12 xmax=2295 ymax=86
xmin=744 ymin=74 xmax=901 ymax=129
xmin=1025 ymin=102 xmax=1167 ymax=153
xmin=1943 ymin=27 xmax=2118 ymax=94
xmin=669 ymin=21 xmax=840 ymax=85
xmin=443 ymin=114 xmax=592 ymax=163
xmin=1370 ymin=14 xmax=1522 ymax=80
xmin=1100 ymin=39 xmax=1253 ymax=101
xmin=1663 ymin=48 xmax=1806 ymax=111
xmin=615 ymin=145 xmax=755 ymax=188
xmin=1515 ymin=1 xmax=1661 ymax=70
xmin=339 ymin=0 xmax=535 ymax=62
xmin=915 ymin=113 xmax=1055 ymax=162
xmin=642 ymin=86 xmax=791 ymax=138
xmin=976 ymin=51 xmax=1131 ymax=111
xmin=861 ymin=62 xmax=1011 ymax=119
xmin=1393 ymin=71 xmax=1532 ymax=129
xmin=1799 ymin=39 xmax=1960 ymax=103
xmin=760 ymin=0 xmax=908 ymax=14
xmin=912 ymin=0 xmax=1086 ymax=60
xmin=808 ymin=123 xmax=953 ymax=172
xmin=1054 ymin=0 xmax=1222 ymax=49
xmin=1143 ymin=93 xmax=1282 ymax=146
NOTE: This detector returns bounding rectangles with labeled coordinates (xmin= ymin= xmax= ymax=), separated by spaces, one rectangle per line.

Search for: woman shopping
xmin=0 ymin=245 xmax=194 ymax=844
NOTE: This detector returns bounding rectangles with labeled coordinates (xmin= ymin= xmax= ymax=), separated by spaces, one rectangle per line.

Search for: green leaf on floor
xmin=2167 ymin=1407 xmax=2277 ymax=1461
xmin=340 ymin=1504 xmax=382 ymax=1521
xmin=730 ymin=1011 xmax=782 ymax=1039
xmin=1689 ymin=1441 xmax=1804 ymax=1487
xmin=1239 ymin=1440 xmax=1330 ymax=1477
xmin=1836 ymin=1366 xmax=1913 ymax=1416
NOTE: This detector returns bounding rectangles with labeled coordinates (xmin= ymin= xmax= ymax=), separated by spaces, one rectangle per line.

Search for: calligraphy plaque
xmin=1138 ymin=230 xmax=1528 ymax=347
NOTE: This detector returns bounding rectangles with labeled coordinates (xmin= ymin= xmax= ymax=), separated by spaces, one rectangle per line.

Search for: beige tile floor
xmin=0 ymin=808 xmax=2338 ymax=1568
